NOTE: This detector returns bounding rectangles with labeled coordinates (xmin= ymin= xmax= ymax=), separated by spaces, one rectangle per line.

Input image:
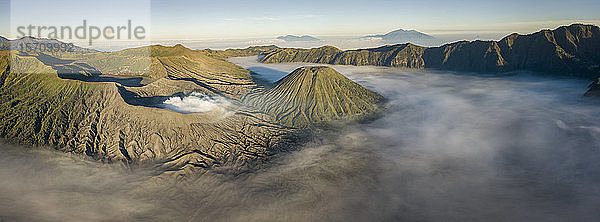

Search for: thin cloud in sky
xmin=250 ymin=16 xmax=280 ymax=21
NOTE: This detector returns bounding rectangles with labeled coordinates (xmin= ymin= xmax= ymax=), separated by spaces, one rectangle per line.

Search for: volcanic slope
xmin=0 ymin=46 xmax=295 ymax=174
xmin=245 ymin=66 xmax=384 ymax=128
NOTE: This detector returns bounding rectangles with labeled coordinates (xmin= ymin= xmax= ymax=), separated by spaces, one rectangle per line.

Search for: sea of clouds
xmin=2 ymin=59 xmax=600 ymax=221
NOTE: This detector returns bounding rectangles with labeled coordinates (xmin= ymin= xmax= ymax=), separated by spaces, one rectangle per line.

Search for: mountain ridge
xmin=196 ymin=45 xmax=279 ymax=60
xmin=260 ymin=24 xmax=600 ymax=79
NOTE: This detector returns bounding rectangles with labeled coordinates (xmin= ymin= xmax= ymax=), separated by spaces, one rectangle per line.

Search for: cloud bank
xmin=2 ymin=63 xmax=600 ymax=221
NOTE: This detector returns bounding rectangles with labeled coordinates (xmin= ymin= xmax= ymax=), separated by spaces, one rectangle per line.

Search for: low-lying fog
xmin=2 ymin=56 xmax=600 ymax=221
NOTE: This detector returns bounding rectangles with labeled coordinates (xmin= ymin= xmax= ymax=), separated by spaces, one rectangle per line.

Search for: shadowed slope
xmin=246 ymin=66 xmax=384 ymax=128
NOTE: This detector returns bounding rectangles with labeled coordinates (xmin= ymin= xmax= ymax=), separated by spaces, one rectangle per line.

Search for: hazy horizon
xmin=0 ymin=23 xmax=596 ymax=52
xmin=1 ymin=0 xmax=600 ymax=50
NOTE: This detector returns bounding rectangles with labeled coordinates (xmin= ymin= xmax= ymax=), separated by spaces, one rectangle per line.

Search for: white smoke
xmin=162 ymin=92 xmax=230 ymax=114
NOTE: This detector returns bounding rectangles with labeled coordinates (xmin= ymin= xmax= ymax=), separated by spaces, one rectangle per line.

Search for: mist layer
xmin=2 ymin=59 xmax=600 ymax=221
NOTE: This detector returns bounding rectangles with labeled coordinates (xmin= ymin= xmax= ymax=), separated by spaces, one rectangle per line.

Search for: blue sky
xmin=150 ymin=0 xmax=600 ymax=39
xmin=2 ymin=0 xmax=600 ymax=40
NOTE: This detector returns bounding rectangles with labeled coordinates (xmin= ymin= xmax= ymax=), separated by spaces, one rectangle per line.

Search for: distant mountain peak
xmin=276 ymin=35 xmax=320 ymax=42
xmin=363 ymin=28 xmax=438 ymax=46
xmin=367 ymin=28 xmax=432 ymax=36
